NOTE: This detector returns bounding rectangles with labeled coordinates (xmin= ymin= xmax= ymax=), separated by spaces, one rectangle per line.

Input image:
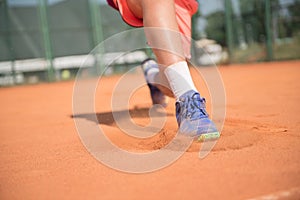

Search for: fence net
xmin=0 ymin=0 xmax=299 ymax=85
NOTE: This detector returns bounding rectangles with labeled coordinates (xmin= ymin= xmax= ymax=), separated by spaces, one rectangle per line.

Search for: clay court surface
xmin=0 ymin=60 xmax=300 ymax=199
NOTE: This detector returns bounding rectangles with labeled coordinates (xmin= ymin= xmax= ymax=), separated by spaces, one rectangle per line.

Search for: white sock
xmin=164 ymin=61 xmax=197 ymax=99
xmin=146 ymin=67 xmax=159 ymax=84
xmin=143 ymin=60 xmax=159 ymax=84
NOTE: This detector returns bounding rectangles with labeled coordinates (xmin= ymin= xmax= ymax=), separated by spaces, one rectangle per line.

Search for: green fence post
xmin=88 ymin=0 xmax=105 ymax=75
xmin=265 ymin=0 xmax=273 ymax=61
xmin=225 ymin=0 xmax=234 ymax=62
xmin=3 ymin=0 xmax=17 ymax=84
xmin=38 ymin=0 xmax=55 ymax=82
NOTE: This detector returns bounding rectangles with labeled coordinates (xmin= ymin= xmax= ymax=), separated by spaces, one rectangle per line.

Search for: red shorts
xmin=109 ymin=0 xmax=198 ymax=58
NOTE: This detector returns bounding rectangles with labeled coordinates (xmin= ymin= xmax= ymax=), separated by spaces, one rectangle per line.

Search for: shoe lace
xmin=180 ymin=93 xmax=208 ymax=120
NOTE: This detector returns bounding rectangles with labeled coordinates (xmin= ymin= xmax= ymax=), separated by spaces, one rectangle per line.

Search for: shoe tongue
xmin=191 ymin=92 xmax=201 ymax=100
xmin=191 ymin=92 xmax=206 ymax=109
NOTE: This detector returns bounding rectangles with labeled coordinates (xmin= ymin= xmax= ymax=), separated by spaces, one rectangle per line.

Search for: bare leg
xmin=125 ymin=0 xmax=220 ymax=140
xmin=127 ymin=0 xmax=186 ymax=97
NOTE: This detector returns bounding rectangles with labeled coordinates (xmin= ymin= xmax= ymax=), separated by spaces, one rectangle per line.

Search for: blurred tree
xmin=288 ymin=0 xmax=300 ymax=35
xmin=205 ymin=10 xmax=226 ymax=46
xmin=239 ymin=0 xmax=279 ymax=43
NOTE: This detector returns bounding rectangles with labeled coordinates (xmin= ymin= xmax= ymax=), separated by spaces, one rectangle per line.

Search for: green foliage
xmin=205 ymin=11 xmax=226 ymax=46
xmin=237 ymin=0 xmax=279 ymax=43
xmin=239 ymin=0 xmax=266 ymax=43
xmin=287 ymin=0 xmax=300 ymax=35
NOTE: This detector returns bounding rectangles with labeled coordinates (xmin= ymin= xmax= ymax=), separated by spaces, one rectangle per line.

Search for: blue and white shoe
xmin=141 ymin=59 xmax=168 ymax=107
xmin=176 ymin=90 xmax=220 ymax=142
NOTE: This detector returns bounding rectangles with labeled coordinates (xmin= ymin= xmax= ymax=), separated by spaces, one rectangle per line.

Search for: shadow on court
xmin=71 ymin=107 xmax=173 ymax=126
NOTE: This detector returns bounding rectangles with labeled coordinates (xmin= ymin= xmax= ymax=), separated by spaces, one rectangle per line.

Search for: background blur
xmin=0 ymin=0 xmax=299 ymax=86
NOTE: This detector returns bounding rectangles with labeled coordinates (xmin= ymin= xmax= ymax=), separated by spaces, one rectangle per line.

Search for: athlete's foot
xmin=141 ymin=59 xmax=168 ymax=107
xmin=176 ymin=90 xmax=220 ymax=142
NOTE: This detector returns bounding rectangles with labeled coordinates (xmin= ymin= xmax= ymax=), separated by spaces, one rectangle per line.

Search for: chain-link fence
xmin=0 ymin=0 xmax=299 ymax=86
xmin=229 ymin=0 xmax=300 ymax=62
xmin=0 ymin=0 xmax=145 ymax=85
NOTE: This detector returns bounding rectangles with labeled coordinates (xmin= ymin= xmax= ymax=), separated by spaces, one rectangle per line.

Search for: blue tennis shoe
xmin=176 ymin=90 xmax=220 ymax=141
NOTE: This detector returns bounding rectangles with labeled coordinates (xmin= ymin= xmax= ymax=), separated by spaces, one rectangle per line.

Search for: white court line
xmin=247 ymin=187 xmax=300 ymax=200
